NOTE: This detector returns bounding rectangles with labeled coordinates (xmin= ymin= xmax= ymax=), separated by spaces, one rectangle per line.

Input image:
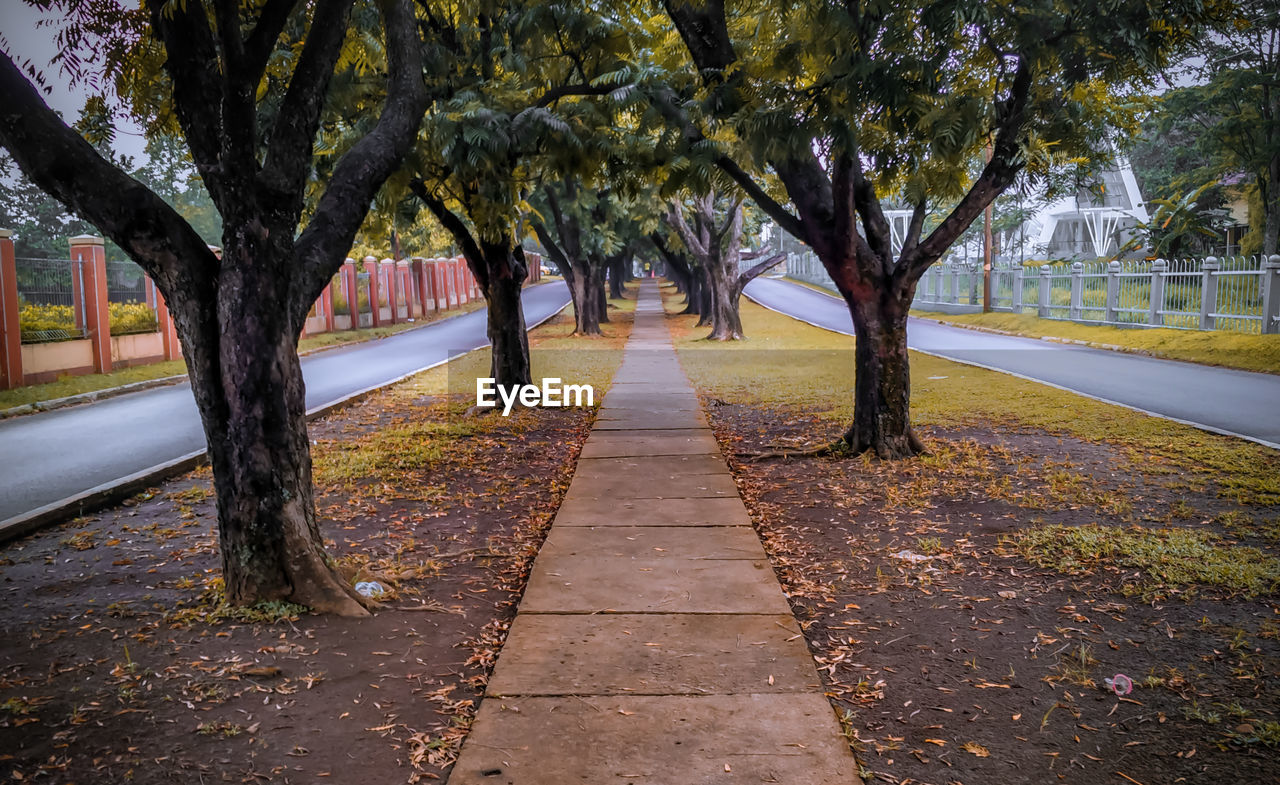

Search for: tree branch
xmin=0 ymin=52 xmax=217 ymax=294
xmin=714 ymin=155 xmax=807 ymax=241
xmin=244 ymin=0 xmax=302 ymax=82
xmin=666 ymin=201 xmax=708 ymax=259
xmin=531 ymin=220 xmax=575 ymax=288
xmin=261 ymin=0 xmax=357 ymax=206
xmin=736 ymin=253 xmax=785 ymax=289
xmin=292 ymin=0 xmax=429 ymax=317
xmin=409 ymin=179 xmax=486 ymax=277
xmin=535 ymin=82 xmax=617 ymax=108
xmin=898 ymin=196 xmax=929 ymax=258
xmin=900 ymin=56 xmax=1032 ymax=282
xmin=148 ymin=0 xmax=228 ymax=203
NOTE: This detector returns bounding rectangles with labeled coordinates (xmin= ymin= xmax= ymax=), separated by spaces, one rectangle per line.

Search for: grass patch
xmin=917 ymin=310 xmax=1280 ymax=375
xmin=1008 ymin=523 xmax=1280 ymax=599
xmin=669 ymin=291 xmax=1280 ymax=506
xmin=313 ymin=419 xmax=474 ymax=493
xmin=0 ymin=359 xmax=189 ymax=411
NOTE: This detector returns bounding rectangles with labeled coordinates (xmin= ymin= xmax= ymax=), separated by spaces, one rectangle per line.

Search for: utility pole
xmin=983 ymin=143 xmax=994 ymax=312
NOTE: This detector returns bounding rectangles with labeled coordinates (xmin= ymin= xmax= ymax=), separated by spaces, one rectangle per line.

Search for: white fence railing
xmin=786 ymin=251 xmax=1280 ymax=335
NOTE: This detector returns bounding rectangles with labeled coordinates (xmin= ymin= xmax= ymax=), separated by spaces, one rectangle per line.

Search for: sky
xmin=0 ymin=2 xmax=147 ymax=162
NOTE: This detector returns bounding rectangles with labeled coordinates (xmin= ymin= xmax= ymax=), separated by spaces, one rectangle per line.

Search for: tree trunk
xmin=695 ymin=270 xmax=713 ymax=326
xmin=1264 ymin=155 xmax=1280 ymax=257
xmin=194 ymin=230 xmax=368 ymax=617
xmin=608 ymin=255 xmax=625 ymax=299
xmin=592 ymin=264 xmax=610 ymax=323
xmin=704 ymin=263 xmax=743 ymax=339
xmin=682 ymin=272 xmax=701 ymax=314
xmin=834 ymin=293 xmax=925 ymax=459
xmin=572 ymin=262 xmax=603 ymax=335
xmin=481 ymin=246 xmax=532 ymax=388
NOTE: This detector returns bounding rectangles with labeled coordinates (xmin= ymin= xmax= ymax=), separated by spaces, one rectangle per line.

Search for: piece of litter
xmin=353 ymin=581 xmax=386 ymax=598
xmin=1104 ymin=674 xmax=1133 ymax=696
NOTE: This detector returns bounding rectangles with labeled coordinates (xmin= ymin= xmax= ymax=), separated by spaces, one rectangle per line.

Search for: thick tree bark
xmin=0 ymin=0 xmax=428 ymax=613
xmin=197 ymin=226 xmax=361 ymax=612
xmin=703 ymin=258 xmax=743 ymax=339
xmin=1265 ymin=155 xmax=1280 ymax=256
xmin=836 ymin=295 xmax=925 ymax=459
xmin=532 ymin=220 xmax=602 ymax=335
xmin=589 ymin=261 xmax=610 ymax=324
xmin=482 ymin=245 xmax=532 ymax=388
xmin=662 ymin=0 xmax=1036 ymax=458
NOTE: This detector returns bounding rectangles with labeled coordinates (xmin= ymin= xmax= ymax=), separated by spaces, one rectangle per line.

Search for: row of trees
xmin=1127 ymin=0 xmax=1279 ymax=257
xmin=0 ymin=0 xmax=1229 ymax=612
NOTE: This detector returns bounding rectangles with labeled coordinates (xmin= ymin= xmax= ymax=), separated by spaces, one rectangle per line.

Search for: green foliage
xmin=19 ymin=302 xmax=157 ymax=341
xmin=18 ymin=304 xmax=77 ymax=341
xmin=1130 ymin=182 xmax=1232 ymax=258
xmin=1010 ymin=523 xmax=1280 ymax=599
xmin=108 ymin=302 xmax=158 ymax=335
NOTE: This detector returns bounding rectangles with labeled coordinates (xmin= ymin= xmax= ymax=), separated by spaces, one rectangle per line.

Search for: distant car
xmin=541 ymin=264 xmax=554 ymax=276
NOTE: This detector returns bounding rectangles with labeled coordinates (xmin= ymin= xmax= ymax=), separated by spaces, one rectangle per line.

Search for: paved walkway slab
xmin=487 ymin=613 xmax=817 ymax=696
xmin=449 ymin=695 xmax=856 ymax=785
xmin=538 ymin=525 xmax=768 ymax=561
xmin=553 ymin=495 xmax=752 ymax=526
xmin=573 ymin=454 xmax=730 ymax=478
xmin=449 ymin=280 xmax=860 ymax=784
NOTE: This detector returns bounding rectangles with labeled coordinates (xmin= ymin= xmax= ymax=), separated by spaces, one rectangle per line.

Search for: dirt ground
xmin=707 ymin=406 xmax=1280 ymax=785
xmin=0 ymin=384 xmax=594 ymax=784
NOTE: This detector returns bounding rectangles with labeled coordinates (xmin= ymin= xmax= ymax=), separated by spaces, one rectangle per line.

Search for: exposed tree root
xmin=743 ymin=429 xmax=929 ymax=462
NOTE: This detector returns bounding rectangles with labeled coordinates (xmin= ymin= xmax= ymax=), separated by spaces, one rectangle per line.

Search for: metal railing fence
xmin=786 ymin=251 xmax=1280 ymax=334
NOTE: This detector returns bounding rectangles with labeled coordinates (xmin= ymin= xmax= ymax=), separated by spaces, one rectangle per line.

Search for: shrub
xmin=18 ymin=301 xmax=158 ymax=342
xmin=109 ymin=302 xmax=158 ymax=335
xmin=19 ymin=304 xmax=78 ymax=342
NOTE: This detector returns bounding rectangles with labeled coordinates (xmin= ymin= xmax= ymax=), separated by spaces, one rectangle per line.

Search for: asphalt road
xmin=743 ymin=276 xmax=1280 ymax=449
xmin=0 ymin=281 xmax=571 ymax=523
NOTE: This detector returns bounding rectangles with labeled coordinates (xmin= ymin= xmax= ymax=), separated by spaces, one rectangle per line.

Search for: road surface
xmin=743 ymin=276 xmax=1280 ymax=449
xmin=0 ymin=281 xmax=571 ymax=524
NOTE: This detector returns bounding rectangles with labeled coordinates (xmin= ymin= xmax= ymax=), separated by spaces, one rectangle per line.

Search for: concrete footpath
xmin=448 ymin=281 xmax=860 ymax=784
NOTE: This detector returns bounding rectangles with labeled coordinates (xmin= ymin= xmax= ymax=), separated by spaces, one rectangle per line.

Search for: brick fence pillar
xmin=342 ymin=259 xmax=358 ymax=329
xmin=381 ymin=258 xmax=398 ymax=324
xmin=433 ymin=260 xmax=449 ymax=309
xmin=70 ymin=235 xmax=111 ymax=373
xmin=364 ymin=256 xmax=381 ymax=328
xmin=452 ymin=258 xmax=467 ymax=305
xmin=0 ymin=230 xmax=21 ymax=389
xmin=155 ymin=288 xmax=182 ymax=361
xmin=410 ymin=257 xmax=431 ymax=315
xmin=322 ymin=282 xmax=335 ymax=332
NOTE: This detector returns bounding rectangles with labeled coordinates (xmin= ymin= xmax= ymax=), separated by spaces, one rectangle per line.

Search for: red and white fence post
xmin=0 ymin=230 xmax=21 ymax=389
xmin=69 ymin=235 xmax=111 ymax=374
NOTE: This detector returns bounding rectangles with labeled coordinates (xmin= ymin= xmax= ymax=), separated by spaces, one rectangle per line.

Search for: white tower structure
xmin=1030 ymin=157 xmax=1149 ymax=260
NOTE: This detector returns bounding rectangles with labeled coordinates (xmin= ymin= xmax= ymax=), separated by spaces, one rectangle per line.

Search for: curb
xmin=741 ymin=284 xmax=1280 ymax=453
xmin=0 ymin=290 xmax=572 ymax=544
xmin=0 ymin=288 xmax=534 ymax=421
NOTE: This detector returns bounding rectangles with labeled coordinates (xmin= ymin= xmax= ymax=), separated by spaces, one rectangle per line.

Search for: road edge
xmin=0 ymin=292 xmax=572 ymax=544
xmin=741 ymin=281 xmax=1280 ymax=453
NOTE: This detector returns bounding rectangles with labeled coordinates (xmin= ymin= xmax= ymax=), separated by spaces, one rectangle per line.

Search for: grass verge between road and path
xmin=664 ymin=282 xmax=1280 ymax=785
xmin=782 ymin=275 xmax=1280 ymax=375
xmin=0 ymin=297 xmax=493 ymax=412
xmin=915 ymin=309 xmax=1280 ymax=376
xmin=0 ymin=292 xmax=631 ymax=785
